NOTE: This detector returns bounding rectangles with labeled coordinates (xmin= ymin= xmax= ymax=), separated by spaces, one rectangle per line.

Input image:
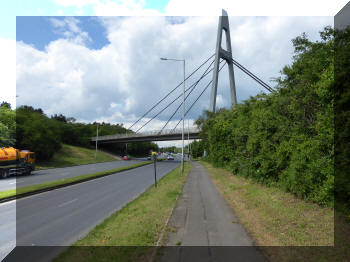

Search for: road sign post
xmin=152 ymin=152 xmax=157 ymax=187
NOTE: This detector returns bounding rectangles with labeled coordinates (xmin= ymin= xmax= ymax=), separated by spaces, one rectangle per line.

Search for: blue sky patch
xmin=16 ymin=16 xmax=110 ymax=51
xmin=144 ymin=0 xmax=169 ymax=12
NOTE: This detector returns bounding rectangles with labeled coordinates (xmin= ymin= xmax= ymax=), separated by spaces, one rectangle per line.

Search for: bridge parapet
xmin=91 ymin=127 xmax=201 ymax=142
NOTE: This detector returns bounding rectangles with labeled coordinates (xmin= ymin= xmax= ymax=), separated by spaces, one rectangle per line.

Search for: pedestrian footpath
xmin=156 ymin=161 xmax=267 ymax=262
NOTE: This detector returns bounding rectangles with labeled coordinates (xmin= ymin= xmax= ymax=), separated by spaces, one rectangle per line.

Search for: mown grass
xmin=201 ymin=161 xmax=349 ymax=262
xmin=54 ymin=163 xmax=191 ymax=262
xmin=0 ymin=161 xmax=152 ymax=201
xmin=36 ymin=144 xmax=116 ymax=170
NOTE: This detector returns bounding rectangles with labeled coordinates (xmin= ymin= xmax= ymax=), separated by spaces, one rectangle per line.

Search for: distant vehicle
xmin=148 ymin=151 xmax=158 ymax=160
xmin=123 ymin=155 xmax=130 ymax=160
xmin=167 ymin=154 xmax=174 ymax=160
xmin=0 ymin=147 xmax=35 ymax=178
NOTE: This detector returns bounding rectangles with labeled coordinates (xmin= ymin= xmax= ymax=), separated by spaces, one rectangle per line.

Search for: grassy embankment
xmin=55 ymin=163 xmax=191 ymax=262
xmin=36 ymin=144 xmax=117 ymax=170
xmin=0 ymin=161 xmax=152 ymax=201
xmin=201 ymin=161 xmax=349 ymax=262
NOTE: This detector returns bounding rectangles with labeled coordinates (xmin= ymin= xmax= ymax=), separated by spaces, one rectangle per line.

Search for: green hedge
xmin=198 ymin=27 xmax=336 ymax=207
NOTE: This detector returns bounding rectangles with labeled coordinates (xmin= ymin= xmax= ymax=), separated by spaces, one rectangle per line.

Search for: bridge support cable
xmin=158 ymin=59 xmax=224 ymax=134
xmin=135 ymin=58 xmax=219 ymax=133
xmin=172 ymin=62 xmax=227 ymax=131
xmin=230 ymin=58 xmax=274 ymax=93
xmin=128 ymin=54 xmax=215 ymax=130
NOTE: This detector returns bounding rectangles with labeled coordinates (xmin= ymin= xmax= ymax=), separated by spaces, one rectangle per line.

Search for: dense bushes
xmin=197 ymin=27 xmax=335 ymax=206
xmin=334 ymin=27 xmax=350 ymax=209
xmin=189 ymin=140 xmax=204 ymax=158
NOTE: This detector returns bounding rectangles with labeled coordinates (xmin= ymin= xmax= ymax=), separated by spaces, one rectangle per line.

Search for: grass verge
xmin=201 ymin=161 xmax=349 ymax=262
xmin=54 ymin=162 xmax=191 ymax=262
xmin=36 ymin=144 xmax=116 ymax=170
xmin=0 ymin=161 xmax=152 ymax=201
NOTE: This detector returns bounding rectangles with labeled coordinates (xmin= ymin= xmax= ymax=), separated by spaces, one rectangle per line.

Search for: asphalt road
xmin=0 ymin=160 xmax=180 ymax=262
xmin=0 ymin=160 xmax=145 ymax=192
xmin=0 ymin=201 xmax=15 ymax=261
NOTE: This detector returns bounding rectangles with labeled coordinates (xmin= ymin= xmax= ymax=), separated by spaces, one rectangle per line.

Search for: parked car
xmin=123 ymin=155 xmax=130 ymax=160
xmin=167 ymin=154 xmax=174 ymax=160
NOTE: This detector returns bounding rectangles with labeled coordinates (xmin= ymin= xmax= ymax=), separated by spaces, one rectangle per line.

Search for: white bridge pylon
xmin=210 ymin=9 xmax=237 ymax=113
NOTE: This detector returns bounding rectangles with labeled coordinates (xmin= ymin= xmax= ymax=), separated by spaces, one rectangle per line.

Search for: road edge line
xmin=0 ymin=161 xmax=153 ymax=203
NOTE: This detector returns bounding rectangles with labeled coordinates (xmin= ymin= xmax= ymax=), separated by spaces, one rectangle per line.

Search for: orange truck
xmin=0 ymin=147 xmax=35 ymax=178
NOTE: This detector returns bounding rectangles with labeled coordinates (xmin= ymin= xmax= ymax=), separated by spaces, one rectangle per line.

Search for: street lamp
xmin=160 ymin=57 xmax=185 ymax=173
xmin=95 ymin=123 xmax=99 ymax=159
xmin=188 ymin=119 xmax=190 ymax=160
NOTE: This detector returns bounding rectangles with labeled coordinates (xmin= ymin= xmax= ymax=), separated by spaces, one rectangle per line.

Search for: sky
xmin=1 ymin=0 xmax=347 ymax=147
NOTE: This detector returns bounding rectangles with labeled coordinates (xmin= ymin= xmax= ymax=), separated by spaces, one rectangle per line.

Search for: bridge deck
xmin=91 ymin=128 xmax=200 ymax=143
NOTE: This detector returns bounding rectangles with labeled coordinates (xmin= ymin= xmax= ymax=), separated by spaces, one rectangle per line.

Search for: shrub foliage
xmin=197 ymin=27 xmax=336 ymax=206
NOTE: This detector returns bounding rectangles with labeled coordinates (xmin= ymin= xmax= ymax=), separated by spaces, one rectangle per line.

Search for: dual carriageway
xmin=0 ymin=156 xmax=182 ymax=261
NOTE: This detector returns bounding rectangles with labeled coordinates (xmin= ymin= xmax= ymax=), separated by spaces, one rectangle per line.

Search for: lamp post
xmin=95 ymin=123 xmax=99 ymax=159
xmin=160 ymin=57 xmax=185 ymax=173
xmin=188 ymin=119 xmax=190 ymax=160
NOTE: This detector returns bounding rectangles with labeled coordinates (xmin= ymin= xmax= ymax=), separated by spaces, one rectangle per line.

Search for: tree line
xmin=0 ymin=104 xmax=158 ymax=161
xmin=193 ymin=26 xmax=341 ymax=207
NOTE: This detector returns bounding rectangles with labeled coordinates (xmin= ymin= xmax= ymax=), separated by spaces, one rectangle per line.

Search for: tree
xmin=16 ymin=106 xmax=62 ymax=160
xmin=197 ymin=27 xmax=335 ymax=206
xmin=334 ymin=26 xmax=350 ymax=209
xmin=0 ymin=104 xmax=15 ymax=146
xmin=1 ymin=102 xmax=11 ymax=109
xmin=51 ymin=114 xmax=68 ymax=123
xmin=189 ymin=140 xmax=204 ymax=158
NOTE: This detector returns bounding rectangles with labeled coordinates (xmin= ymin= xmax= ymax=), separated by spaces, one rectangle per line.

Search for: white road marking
xmin=0 ymin=240 xmax=16 ymax=262
xmin=0 ymin=200 xmax=16 ymax=207
xmin=58 ymin=198 xmax=78 ymax=208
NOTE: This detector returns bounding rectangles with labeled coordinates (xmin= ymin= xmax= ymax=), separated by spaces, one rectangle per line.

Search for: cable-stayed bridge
xmin=91 ymin=10 xmax=274 ymax=144
xmin=92 ymin=128 xmax=200 ymax=143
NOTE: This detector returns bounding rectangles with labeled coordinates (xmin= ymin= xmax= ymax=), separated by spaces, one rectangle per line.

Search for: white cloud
xmin=51 ymin=0 xmax=348 ymax=16
xmin=49 ymin=17 xmax=91 ymax=45
xmin=54 ymin=0 xmax=161 ymax=16
xmin=0 ymin=38 xmax=16 ymax=108
xmin=54 ymin=0 xmax=100 ymax=8
xmin=93 ymin=0 xmax=161 ymax=16
xmin=165 ymin=0 xmax=347 ymax=16
xmin=16 ymin=16 xmax=332 ymax=136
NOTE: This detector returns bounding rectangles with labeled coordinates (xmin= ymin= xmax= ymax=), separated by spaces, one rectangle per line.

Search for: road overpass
xmin=91 ymin=128 xmax=200 ymax=144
